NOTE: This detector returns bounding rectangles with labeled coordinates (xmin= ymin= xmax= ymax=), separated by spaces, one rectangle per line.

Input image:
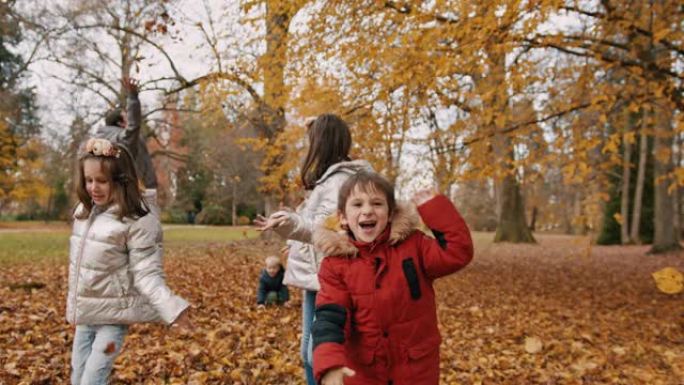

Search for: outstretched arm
xmin=413 ymin=190 xmax=474 ymax=280
xmin=267 ymin=173 xmax=347 ymax=243
xmin=127 ymin=215 xmax=189 ymax=324
xmin=117 ymin=78 xmax=142 ymax=149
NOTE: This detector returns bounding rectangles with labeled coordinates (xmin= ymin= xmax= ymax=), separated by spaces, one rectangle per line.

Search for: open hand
xmin=121 ymin=77 xmax=139 ymax=95
xmin=322 ymin=367 xmax=355 ymax=385
xmin=171 ymin=309 xmax=192 ymax=332
xmin=254 ymin=212 xmax=288 ymax=231
xmin=411 ymin=189 xmax=437 ymax=207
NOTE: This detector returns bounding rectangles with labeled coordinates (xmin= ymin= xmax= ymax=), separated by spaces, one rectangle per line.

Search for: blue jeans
xmin=71 ymin=324 xmax=128 ymax=385
xmin=302 ymin=290 xmax=317 ymax=385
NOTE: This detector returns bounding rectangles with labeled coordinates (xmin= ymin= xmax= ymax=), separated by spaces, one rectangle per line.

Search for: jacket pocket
xmin=405 ymin=335 xmax=440 ymax=379
xmin=407 ymin=335 xmax=440 ymax=360
xmin=112 ymin=271 xmax=130 ymax=309
xmin=402 ymin=258 xmax=422 ymax=300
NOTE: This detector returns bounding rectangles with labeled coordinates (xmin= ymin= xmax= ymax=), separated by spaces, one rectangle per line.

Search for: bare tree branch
xmin=384 ymin=1 xmax=458 ymax=24
xmin=44 ymin=57 xmax=119 ymax=97
xmin=150 ymin=149 xmax=189 ymax=162
xmin=433 ymin=102 xmax=593 ymax=154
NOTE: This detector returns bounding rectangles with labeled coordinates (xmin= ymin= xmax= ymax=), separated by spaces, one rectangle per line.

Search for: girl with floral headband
xmin=67 ymin=138 xmax=191 ymax=385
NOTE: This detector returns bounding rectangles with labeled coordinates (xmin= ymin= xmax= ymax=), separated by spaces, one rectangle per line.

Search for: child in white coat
xmin=67 ymin=138 xmax=190 ymax=385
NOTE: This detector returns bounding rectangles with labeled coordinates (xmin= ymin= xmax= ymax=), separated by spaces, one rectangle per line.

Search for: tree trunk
xmin=630 ymin=124 xmax=647 ymax=243
xmin=572 ymin=189 xmax=583 ymax=234
xmin=529 ymin=206 xmax=537 ymax=231
xmin=494 ymin=173 xmax=536 ymax=243
xmin=232 ymin=181 xmax=237 ymax=226
xmin=647 ymin=4 xmax=680 ymax=253
xmin=486 ymin=47 xmax=535 ymax=243
xmin=45 ymin=187 xmax=54 ymax=222
xmin=650 ymin=106 xmax=681 ymax=253
xmin=620 ymin=133 xmax=632 ymax=244
xmin=258 ymin=1 xmax=298 ymax=204
xmin=263 ymin=1 xmax=289 ymax=122
xmin=674 ymin=132 xmax=682 ymax=240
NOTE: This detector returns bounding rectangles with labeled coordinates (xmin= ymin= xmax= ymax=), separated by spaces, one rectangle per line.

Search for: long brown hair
xmin=300 ymin=113 xmax=352 ymax=190
xmin=75 ymin=145 xmax=149 ymax=220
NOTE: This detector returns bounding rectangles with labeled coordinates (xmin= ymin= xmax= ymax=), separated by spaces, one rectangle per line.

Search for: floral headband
xmin=85 ymin=138 xmax=121 ymax=158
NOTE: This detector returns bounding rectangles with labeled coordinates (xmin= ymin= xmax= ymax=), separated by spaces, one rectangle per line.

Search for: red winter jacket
xmin=311 ymin=194 xmax=473 ymax=385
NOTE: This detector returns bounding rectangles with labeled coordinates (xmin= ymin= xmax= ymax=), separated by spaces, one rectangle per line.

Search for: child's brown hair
xmin=75 ymin=142 xmax=149 ymax=220
xmin=337 ymin=170 xmax=396 ymax=215
xmin=300 ymin=114 xmax=352 ymax=190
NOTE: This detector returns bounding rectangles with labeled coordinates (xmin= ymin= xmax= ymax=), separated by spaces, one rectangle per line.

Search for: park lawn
xmin=163 ymin=225 xmax=259 ymax=245
xmin=0 ymin=221 xmax=479 ymax=265
xmin=0 ymin=220 xmax=70 ymax=230
xmin=0 ymin=223 xmax=260 ymax=265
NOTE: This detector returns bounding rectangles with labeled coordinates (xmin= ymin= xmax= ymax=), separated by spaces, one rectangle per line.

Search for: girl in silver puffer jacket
xmin=67 ymin=138 xmax=190 ymax=385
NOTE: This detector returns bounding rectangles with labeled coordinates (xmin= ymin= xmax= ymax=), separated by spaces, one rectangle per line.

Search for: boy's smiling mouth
xmin=359 ymin=220 xmax=377 ymax=229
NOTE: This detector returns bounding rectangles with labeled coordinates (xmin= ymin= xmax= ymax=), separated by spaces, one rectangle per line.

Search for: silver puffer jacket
xmin=272 ymin=160 xmax=373 ymax=291
xmin=66 ymin=202 xmax=188 ymax=325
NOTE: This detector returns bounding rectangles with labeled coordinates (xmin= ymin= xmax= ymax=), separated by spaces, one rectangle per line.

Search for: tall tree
xmin=527 ymin=0 xmax=684 ymax=251
xmin=0 ymin=0 xmax=40 ymax=214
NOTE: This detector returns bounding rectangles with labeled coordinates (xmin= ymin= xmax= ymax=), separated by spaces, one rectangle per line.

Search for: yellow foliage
xmin=613 ymin=213 xmax=624 ymax=225
xmin=323 ymin=214 xmax=342 ymax=232
xmin=652 ymin=267 xmax=683 ymax=295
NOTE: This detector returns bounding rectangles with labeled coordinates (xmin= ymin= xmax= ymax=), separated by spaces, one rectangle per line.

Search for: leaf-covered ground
xmin=1 ymin=234 xmax=682 ymax=384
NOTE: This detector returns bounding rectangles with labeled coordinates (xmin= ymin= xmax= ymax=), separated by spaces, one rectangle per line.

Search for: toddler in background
xmin=257 ymin=256 xmax=290 ymax=307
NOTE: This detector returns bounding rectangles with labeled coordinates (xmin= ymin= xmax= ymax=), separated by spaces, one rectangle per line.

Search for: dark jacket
xmin=311 ymin=195 xmax=474 ymax=385
xmin=95 ymin=93 xmax=158 ymax=189
xmin=256 ymin=266 xmax=290 ymax=304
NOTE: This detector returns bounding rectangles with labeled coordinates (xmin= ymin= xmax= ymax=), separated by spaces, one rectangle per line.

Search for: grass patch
xmin=163 ymin=225 xmax=259 ymax=244
xmin=0 ymin=220 xmax=70 ymax=230
xmin=0 ymin=224 xmax=260 ymax=265
xmin=0 ymin=229 xmax=71 ymax=265
xmin=0 ymin=222 xmax=491 ymax=265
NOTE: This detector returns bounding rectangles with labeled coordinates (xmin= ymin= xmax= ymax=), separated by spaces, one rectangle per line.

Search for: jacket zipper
xmin=71 ymin=207 xmax=100 ymax=322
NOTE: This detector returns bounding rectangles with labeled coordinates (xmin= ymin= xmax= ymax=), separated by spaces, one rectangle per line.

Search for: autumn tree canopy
xmin=4 ymin=0 xmax=683 ymax=249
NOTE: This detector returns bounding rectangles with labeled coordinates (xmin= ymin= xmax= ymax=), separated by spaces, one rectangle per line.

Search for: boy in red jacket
xmin=311 ymin=171 xmax=474 ymax=385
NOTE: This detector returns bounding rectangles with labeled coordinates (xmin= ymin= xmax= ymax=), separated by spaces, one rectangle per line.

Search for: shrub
xmin=195 ymin=204 xmax=231 ymax=225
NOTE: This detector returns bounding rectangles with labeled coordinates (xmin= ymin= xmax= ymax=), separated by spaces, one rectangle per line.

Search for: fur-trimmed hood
xmin=312 ymin=201 xmax=420 ymax=257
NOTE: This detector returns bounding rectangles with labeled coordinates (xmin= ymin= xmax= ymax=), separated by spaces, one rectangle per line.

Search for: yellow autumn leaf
xmin=323 ymin=214 xmax=341 ymax=231
xmin=613 ymin=213 xmax=624 ymax=225
xmin=652 ymin=267 xmax=683 ymax=294
xmin=624 ymin=131 xmax=636 ymax=144
xmin=229 ymin=368 xmax=242 ymax=381
xmin=524 ymin=336 xmax=543 ymax=354
xmin=653 ymin=28 xmax=670 ymax=41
